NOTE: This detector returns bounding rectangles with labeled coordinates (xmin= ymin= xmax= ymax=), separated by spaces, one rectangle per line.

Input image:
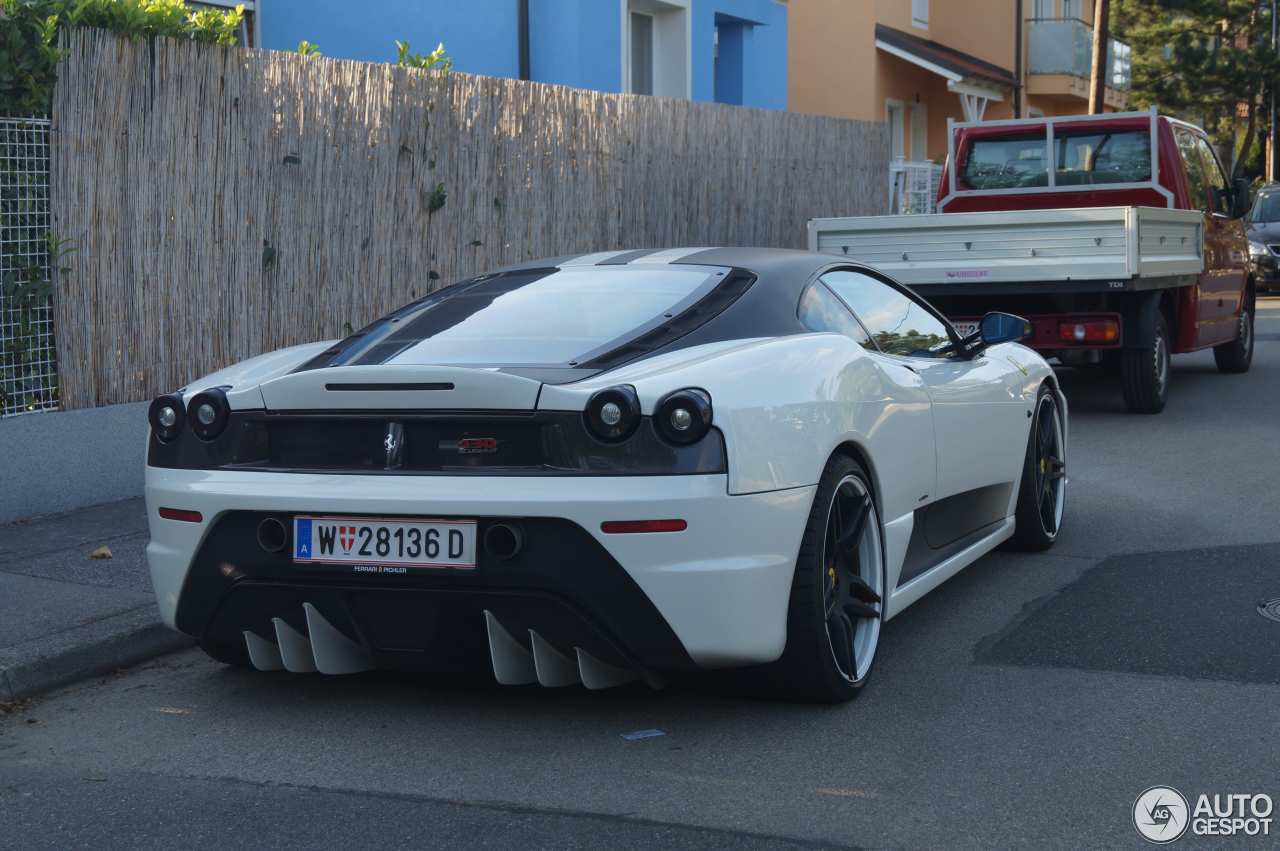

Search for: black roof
xmin=299 ymin=248 xmax=873 ymax=384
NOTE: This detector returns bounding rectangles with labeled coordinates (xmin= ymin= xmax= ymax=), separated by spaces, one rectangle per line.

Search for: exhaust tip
xmin=483 ymin=522 xmax=523 ymax=561
xmin=257 ymin=517 xmax=288 ymax=553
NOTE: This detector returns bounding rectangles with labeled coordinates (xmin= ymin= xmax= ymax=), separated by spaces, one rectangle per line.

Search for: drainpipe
xmin=1014 ymin=0 xmax=1023 ymax=118
xmin=517 ymin=0 xmax=531 ymax=80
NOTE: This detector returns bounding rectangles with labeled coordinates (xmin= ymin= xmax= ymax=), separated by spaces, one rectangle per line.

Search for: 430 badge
xmin=292 ymin=516 xmax=477 ymax=571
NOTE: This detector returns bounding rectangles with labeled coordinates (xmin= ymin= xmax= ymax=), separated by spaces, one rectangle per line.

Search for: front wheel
xmin=1121 ymin=314 xmax=1170 ymax=414
xmin=765 ymin=455 xmax=886 ymax=703
xmin=1213 ymin=299 xmax=1254 ymax=374
xmin=1008 ymin=385 xmax=1066 ymax=552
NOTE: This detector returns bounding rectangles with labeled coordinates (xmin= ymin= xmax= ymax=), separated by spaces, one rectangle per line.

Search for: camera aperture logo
xmin=1134 ymin=787 xmax=1274 ymax=843
xmin=1135 ymin=787 xmax=1189 ymax=843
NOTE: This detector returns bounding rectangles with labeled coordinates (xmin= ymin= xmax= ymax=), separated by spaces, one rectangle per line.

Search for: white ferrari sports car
xmin=145 ymin=247 xmax=1067 ymax=702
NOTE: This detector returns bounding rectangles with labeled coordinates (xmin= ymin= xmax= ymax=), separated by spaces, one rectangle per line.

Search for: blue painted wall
xmin=260 ymin=0 xmax=521 ymax=77
xmin=527 ymin=0 xmax=622 ymax=91
xmin=259 ymin=0 xmax=786 ymax=109
xmin=692 ymin=1 xmax=787 ymax=110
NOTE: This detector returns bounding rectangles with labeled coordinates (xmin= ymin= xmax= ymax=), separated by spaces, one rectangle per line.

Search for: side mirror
xmin=973 ymin=312 xmax=1032 ymax=351
xmin=1232 ymin=178 xmax=1252 ymax=219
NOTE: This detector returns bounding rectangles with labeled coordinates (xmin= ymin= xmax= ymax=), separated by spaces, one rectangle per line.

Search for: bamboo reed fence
xmin=50 ymin=29 xmax=888 ymax=408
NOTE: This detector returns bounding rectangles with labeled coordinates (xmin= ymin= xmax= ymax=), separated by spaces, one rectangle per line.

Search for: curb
xmin=0 ymin=605 xmax=194 ymax=702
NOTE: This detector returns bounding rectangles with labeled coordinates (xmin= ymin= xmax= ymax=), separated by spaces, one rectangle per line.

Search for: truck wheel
xmin=1121 ymin=314 xmax=1170 ymax=414
xmin=1212 ymin=300 xmax=1254 ymax=374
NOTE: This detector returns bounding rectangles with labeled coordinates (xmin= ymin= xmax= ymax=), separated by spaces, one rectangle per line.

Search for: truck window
xmin=1192 ymin=135 xmax=1230 ymax=215
xmin=1174 ymin=127 xmax=1212 ymax=212
xmin=1054 ymin=130 xmax=1151 ymax=186
xmin=960 ymin=135 xmax=1048 ymax=190
xmin=821 ymin=270 xmax=953 ymax=359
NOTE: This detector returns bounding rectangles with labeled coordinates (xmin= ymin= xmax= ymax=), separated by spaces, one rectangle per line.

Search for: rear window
xmin=1055 ymin=130 xmax=1151 ymax=185
xmin=960 ymin=127 xmax=1152 ymax=190
xmin=961 ymin=135 xmax=1048 ymax=190
xmin=336 ymin=266 xmax=720 ymax=367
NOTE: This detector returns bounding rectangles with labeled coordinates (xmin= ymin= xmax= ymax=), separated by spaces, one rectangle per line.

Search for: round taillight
xmin=584 ymin=385 xmax=641 ymax=442
xmin=654 ymin=389 xmax=712 ymax=445
xmin=148 ymin=394 xmax=186 ymax=442
xmin=186 ymin=388 xmax=230 ymax=441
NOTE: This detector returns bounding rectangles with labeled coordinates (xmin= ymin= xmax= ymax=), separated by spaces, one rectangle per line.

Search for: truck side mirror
xmin=1232 ymin=178 xmax=1252 ymax=219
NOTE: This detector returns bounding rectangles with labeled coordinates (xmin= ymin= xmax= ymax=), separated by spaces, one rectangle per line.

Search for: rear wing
xmin=940 ymin=106 xmax=1174 ymax=212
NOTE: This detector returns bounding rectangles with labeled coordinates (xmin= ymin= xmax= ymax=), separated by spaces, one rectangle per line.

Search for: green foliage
xmin=0 ymin=232 xmax=74 ymax=412
xmin=1114 ymin=0 xmax=1280 ymax=177
xmin=426 ymin=182 xmax=447 ymax=214
xmin=0 ymin=0 xmax=245 ymax=114
xmin=395 ymin=39 xmax=452 ymax=73
xmin=296 ymin=39 xmax=321 ymax=57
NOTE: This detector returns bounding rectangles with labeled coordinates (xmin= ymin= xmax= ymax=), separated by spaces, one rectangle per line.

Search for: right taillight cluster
xmin=584 ymin=385 xmax=713 ymax=446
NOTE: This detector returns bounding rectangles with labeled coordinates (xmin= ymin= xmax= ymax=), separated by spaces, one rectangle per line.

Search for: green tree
xmin=1114 ymin=0 xmax=1280 ymax=177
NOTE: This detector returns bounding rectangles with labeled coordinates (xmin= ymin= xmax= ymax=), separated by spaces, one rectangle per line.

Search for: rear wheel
xmin=1213 ymin=299 xmax=1254 ymax=374
xmin=1121 ymin=314 xmax=1170 ymax=414
xmin=1008 ymin=385 xmax=1066 ymax=552
xmin=768 ymin=455 xmax=885 ymax=703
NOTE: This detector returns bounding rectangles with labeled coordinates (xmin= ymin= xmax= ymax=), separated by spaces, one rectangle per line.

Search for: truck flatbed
xmin=808 ymin=206 xmax=1203 ymax=293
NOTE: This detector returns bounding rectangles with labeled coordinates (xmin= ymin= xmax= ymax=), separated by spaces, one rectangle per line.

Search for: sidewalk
xmin=0 ymin=499 xmax=190 ymax=701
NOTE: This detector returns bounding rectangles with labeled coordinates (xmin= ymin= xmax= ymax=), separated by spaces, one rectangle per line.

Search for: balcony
xmin=1026 ymin=17 xmax=1130 ymax=107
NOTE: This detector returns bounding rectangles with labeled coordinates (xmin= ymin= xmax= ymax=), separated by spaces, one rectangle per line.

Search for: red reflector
xmin=1057 ymin=319 xmax=1119 ymax=343
xmin=158 ymin=507 xmax=203 ymax=523
xmin=457 ymin=437 xmax=498 ymax=454
xmin=600 ymin=519 xmax=687 ymax=534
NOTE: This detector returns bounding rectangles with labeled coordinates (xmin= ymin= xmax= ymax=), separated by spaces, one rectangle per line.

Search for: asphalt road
xmin=4 ymin=299 xmax=1280 ymax=850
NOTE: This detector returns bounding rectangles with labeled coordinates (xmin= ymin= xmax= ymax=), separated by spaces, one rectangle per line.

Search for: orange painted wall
xmin=789 ymin=1 xmax=1022 ymax=162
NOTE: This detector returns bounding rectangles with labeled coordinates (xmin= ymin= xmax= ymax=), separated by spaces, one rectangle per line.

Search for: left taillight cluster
xmin=148 ymin=388 xmax=230 ymax=443
xmin=583 ymin=385 xmax=714 ymax=447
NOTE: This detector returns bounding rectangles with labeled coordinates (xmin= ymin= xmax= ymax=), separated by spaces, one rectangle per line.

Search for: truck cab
xmin=810 ymin=109 xmax=1255 ymax=414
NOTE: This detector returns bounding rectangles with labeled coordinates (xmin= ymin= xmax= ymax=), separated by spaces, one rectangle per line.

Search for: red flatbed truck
xmin=809 ymin=108 xmax=1255 ymax=414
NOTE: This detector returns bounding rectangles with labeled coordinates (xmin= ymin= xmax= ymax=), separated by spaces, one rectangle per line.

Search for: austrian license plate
xmin=952 ymin=320 xmax=980 ymax=338
xmin=292 ymin=516 xmax=477 ymax=571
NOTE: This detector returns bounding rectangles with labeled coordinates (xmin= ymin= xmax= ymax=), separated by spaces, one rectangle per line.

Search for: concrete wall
xmin=0 ymin=403 xmax=146 ymax=523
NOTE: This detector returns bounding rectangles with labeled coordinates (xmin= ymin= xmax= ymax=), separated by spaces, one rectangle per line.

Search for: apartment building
xmin=789 ymin=0 xmax=1130 ymax=165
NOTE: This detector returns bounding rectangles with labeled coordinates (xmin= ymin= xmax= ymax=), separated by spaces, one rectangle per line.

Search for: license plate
xmin=952 ymin=320 xmax=980 ymax=338
xmin=292 ymin=516 xmax=477 ymax=570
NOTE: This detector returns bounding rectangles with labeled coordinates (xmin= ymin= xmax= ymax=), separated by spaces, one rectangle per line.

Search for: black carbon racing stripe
xmin=596 ymin=248 xmax=661 ymax=264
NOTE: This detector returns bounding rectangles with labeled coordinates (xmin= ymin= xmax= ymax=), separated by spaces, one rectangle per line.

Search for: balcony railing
xmin=1027 ymin=17 xmax=1131 ymax=91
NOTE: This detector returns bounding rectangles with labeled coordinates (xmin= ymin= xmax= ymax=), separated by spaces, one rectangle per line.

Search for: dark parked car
xmin=1247 ymin=186 xmax=1280 ymax=293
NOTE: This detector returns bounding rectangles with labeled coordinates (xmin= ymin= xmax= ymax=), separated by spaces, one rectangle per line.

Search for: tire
xmin=764 ymin=455 xmax=886 ymax=703
xmin=1121 ymin=313 xmax=1170 ymax=414
xmin=1213 ymin=297 xmax=1254 ymax=374
xmin=1008 ymin=385 xmax=1066 ymax=552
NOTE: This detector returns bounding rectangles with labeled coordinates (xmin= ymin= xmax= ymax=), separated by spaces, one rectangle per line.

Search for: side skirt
xmin=883 ymin=517 xmax=1014 ymax=620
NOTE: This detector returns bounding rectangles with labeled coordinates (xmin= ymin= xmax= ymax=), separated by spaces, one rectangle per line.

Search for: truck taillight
xmin=1058 ymin=319 xmax=1119 ymax=344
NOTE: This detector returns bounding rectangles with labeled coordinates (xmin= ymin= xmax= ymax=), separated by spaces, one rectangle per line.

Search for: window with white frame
xmin=625 ymin=0 xmax=690 ymax=98
xmin=911 ymin=0 xmax=929 ymax=29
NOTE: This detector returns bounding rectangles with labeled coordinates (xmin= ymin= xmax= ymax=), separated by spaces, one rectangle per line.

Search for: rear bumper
xmin=145 ymin=468 xmax=814 ymax=670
